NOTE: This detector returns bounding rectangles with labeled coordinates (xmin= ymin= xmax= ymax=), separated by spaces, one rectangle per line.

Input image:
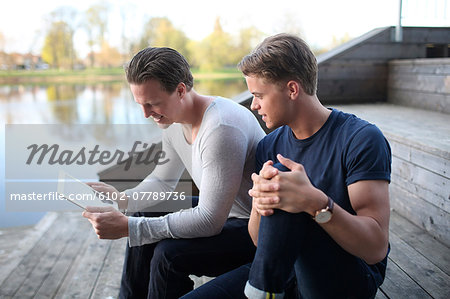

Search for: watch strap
xmin=313 ymin=196 xmax=334 ymax=223
xmin=327 ymin=196 xmax=334 ymax=212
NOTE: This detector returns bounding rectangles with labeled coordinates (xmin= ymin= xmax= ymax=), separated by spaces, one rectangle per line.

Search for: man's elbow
xmin=209 ymin=223 xmax=224 ymax=236
xmin=249 ymin=230 xmax=258 ymax=246
xmin=196 ymin=219 xmax=224 ymax=238
xmin=362 ymin=243 xmax=389 ymax=265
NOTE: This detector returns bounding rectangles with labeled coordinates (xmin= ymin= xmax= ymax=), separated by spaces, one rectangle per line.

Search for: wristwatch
xmin=313 ymin=196 xmax=334 ymax=224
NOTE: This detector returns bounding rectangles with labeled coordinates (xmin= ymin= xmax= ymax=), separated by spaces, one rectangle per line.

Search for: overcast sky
xmin=0 ymin=0 xmax=448 ymax=56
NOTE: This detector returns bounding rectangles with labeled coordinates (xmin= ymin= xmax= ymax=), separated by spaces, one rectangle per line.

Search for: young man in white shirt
xmin=82 ymin=47 xmax=265 ymax=299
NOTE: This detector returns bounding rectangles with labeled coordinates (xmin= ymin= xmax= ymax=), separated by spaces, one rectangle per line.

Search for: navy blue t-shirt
xmin=255 ymin=108 xmax=391 ymax=215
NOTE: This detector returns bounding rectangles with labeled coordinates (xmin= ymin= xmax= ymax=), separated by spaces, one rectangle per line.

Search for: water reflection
xmin=0 ymin=78 xmax=247 ymax=125
xmin=195 ymin=78 xmax=247 ymax=100
xmin=0 ymin=82 xmax=142 ymax=124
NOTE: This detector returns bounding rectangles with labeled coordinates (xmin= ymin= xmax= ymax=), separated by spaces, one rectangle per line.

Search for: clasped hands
xmin=82 ymin=182 xmax=129 ymax=239
xmin=249 ymin=154 xmax=326 ymax=217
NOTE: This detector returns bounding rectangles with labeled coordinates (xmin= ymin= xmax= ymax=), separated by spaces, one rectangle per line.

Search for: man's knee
xmin=151 ymin=239 xmax=184 ymax=270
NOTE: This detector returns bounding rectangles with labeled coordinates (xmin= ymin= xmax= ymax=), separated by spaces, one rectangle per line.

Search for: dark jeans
xmin=252 ymin=210 xmax=388 ymax=299
xmin=118 ymin=208 xmax=256 ymax=299
xmin=180 ymin=264 xmax=298 ymax=299
xmin=184 ymin=210 xmax=388 ymax=299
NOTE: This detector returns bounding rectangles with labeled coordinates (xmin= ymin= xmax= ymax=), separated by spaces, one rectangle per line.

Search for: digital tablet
xmin=57 ymin=170 xmax=117 ymax=210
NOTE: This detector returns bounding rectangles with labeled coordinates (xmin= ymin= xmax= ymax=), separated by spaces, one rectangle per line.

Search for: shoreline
xmin=0 ymin=69 xmax=244 ymax=85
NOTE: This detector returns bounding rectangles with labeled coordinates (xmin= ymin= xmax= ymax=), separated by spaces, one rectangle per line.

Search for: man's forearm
xmin=248 ymin=206 xmax=261 ymax=246
xmin=321 ymin=203 xmax=389 ymax=265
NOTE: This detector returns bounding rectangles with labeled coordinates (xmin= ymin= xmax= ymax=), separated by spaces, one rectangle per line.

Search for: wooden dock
xmin=0 ymin=212 xmax=126 ymax=298
xmin=0 ymin=209 xmax=448 ymax=298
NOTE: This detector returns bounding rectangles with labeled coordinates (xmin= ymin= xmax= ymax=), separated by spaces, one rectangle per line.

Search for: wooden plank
xmin=0 ymin=226 xmax=33 ymax=265
xmin=12 ymin=213 xmax=84 ymax=298
xmin=390 ymin=183 xmax=450 ymax=246
xmin=318 ymin=63 xmax=388 ymax=80
xmin=388 ymin=231 xmax=450 ymax=298
xmin=54 ymin=230 xmax=113 ymax=299
xmin=50 ymin=227 xmax=97 ymax=299
xmin=374 ymin=289 xmax=389 ymax=299
xmin=379 ymin=259 xmax=431 ymax=298
xmin=334 ymin=104 xmax=450 ymax=159
xmin=388 ymin=73 xmax=449 ymax=94
xmin=318 ymin=79 xmax=387 ymax=98
xmin=390 ymin=137 xmax=450 ymax=179
xmin=0 ymin=212 xmax=58 ymax=287
xmin=388 ymin=88 xmax=450 ymax=114
xmin=389 ymin=140 xmax=411 ymax=162
xmin=0 ymin=213 xmax=65 ymax=297
xmin=391 ymin=159 xmax=449 ymax=211
xmin=389 ymin=60 xmax=450 ymax=75
xmin=32 ymin=214 xmax=92 ymax=298
xmin=391 ymin=171 xmax=449 ymax=214
xmin=389 ymin=211 xmax=450 ymax=276
xmin=388 ymin=133 xmax=449 ymax=163
xmin=90 ymin=238 xmax=127 ymax=299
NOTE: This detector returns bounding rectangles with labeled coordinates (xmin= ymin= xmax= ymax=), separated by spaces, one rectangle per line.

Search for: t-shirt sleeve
xmin=345 ymin=124 xmax=392 ymax=186
xmin=255 ymin=139 xmax=266 ymax=174
xmin=124 ymin=129 xmax=185 ymax=212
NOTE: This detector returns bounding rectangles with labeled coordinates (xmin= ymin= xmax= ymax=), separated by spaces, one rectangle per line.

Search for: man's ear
xmin=176 ymin=82 xmax=187 ymax=98
xmin=286 ymin=80 xmax=303 ymax=100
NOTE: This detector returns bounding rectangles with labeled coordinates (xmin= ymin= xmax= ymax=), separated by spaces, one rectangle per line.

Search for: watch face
xmin=316 ymin=210 xmax=332 ymax=223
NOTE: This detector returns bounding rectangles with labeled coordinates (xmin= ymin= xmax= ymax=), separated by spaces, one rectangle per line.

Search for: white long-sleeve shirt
xmin=125 ymin=97 xmax=265 ymax=246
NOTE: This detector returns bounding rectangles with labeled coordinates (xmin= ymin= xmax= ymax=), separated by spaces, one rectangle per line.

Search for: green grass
xmin=0 ymin=67 xmax=242 ymax=78
xmin=0 ymin=67 xmax=125 ymax=78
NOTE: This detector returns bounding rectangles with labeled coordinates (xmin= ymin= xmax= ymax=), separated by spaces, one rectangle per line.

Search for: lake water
xmin=0 ymin=78 xmax=247 ymax=227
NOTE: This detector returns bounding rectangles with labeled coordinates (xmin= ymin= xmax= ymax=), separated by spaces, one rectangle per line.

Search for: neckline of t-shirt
xmin=288 ymin=108 xmax=337 ymax=144
xmin=185 ymin=96 xmax=219 ymax=146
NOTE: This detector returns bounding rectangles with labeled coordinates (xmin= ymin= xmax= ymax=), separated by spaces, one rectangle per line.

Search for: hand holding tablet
xmin=57 ymin=170 xmax=118 ymax=211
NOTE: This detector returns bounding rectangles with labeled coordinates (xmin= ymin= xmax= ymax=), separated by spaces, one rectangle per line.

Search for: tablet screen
xmin=57 ymin=170 xmax=117 ymax=210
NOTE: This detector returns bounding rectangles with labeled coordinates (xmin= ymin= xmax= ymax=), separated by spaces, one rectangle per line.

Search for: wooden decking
xmin=377 ymin=212 xmax=449 ymax=298
xmin=0 ymin=209 xmax=448 ymax=298
xmin=0 ymin=212 xmax=126 ymax=298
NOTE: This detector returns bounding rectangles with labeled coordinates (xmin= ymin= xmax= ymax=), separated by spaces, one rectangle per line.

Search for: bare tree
xmin=84 ymin=1 xmax=110 ymax=67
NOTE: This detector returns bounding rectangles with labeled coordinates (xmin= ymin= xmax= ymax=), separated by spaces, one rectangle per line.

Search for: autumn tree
xmin=41 ymin=6 xmax=78 ymax=69
xmin=232 ymin=26 xmax=264 ymax=65
xmin=95 ymin=41 xmax=123 ymax=68
xmin=41 ymin=21 xmax=75 ymax=69
xmin=192 ymin=17 xmax=235 ymax=71
xmin=137 ymin=17 xmax=189 ymax=57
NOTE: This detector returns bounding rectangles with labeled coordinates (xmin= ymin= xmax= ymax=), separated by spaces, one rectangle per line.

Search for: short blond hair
xmin=238 ymin=33 xmax=318 ymax=95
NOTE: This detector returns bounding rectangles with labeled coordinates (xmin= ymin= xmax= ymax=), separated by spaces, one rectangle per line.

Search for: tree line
xmin=1 ymin=3 xmax=265 ymax=71
xmin=1 ymin=3 xmax=353 ymax=72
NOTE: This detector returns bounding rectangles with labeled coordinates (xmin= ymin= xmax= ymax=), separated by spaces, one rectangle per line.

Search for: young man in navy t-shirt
xmin=181 ymin=33 xmax=391 ymax=299
xmin=242 ymin=34 xmax=392 ymax=299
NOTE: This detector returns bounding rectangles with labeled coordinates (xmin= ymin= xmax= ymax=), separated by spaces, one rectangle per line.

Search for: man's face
xmin=130 ymin=80 xmax=180 ymax=129
xmin=245 ymin=75 xmax=289 ymax=130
